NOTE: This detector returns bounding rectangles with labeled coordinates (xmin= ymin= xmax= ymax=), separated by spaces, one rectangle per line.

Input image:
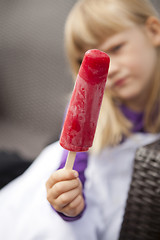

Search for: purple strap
xmin=120 ymin=105 xmax=144 ymax=132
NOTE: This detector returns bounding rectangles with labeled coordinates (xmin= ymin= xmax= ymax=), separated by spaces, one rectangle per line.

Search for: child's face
xmin=99 ymin=25 xmax=157 ymax=111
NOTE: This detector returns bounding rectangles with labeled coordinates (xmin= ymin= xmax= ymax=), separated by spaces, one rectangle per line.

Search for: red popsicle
xmin=60 ymin=49 xmax=110 ymax=169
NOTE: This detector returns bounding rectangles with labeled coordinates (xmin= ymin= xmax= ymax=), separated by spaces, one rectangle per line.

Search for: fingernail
xmin=74 ymin=171 xmax=78 ymax=178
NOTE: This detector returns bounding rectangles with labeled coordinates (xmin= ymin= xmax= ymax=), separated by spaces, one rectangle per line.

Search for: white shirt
xmin=0 ymin=133 xmax=159 ymax=240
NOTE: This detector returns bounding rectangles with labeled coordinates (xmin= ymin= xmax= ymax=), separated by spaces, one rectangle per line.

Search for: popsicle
xmin=60 ymin=49 xmax=110 ymax=169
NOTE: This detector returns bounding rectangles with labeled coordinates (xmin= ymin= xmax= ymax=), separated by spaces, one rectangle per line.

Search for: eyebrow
xmin=99 ymin=32 xmax=126 ymax=50
xmin=101 ymin=39 xmax=126 ymax=53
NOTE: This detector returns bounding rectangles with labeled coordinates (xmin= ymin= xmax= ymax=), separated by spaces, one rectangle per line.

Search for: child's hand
xmin=46 ymin=169 xmax=85 ymax=217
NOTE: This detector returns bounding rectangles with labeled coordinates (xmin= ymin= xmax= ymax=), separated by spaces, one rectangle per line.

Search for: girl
xmin=46 ymin=0 xmax=160 ymax=237
xmin=1 ymin=0 xmax=160 ymax=239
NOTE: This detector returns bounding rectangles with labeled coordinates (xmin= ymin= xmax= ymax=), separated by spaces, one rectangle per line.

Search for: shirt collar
xmin=120 ymin=105 xmax=144 ymax=132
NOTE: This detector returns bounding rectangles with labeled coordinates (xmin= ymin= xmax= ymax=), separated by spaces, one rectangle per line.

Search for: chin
xmin=118 ymin=89 xmax=140 ymax=100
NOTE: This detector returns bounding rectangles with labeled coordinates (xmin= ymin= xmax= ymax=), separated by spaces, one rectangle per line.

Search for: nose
xmin=108 ymin=58 xmax=119 ymax=80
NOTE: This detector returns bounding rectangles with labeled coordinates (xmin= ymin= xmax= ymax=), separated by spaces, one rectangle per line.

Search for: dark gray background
xmin=0 ymin=0 xmax=159 ymax=159
xmin=0 ymin=0 xmax=76 ymax=159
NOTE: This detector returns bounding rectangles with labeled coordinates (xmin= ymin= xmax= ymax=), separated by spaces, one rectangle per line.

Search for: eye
xmin=77 ymin=58 xmax=82 ymax=66
xmin=109 ymin=43 xmax=124 ymax=53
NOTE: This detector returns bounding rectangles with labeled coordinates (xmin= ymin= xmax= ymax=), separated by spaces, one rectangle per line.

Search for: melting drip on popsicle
xmin=60 ymin=49 xmax=110 ymax=169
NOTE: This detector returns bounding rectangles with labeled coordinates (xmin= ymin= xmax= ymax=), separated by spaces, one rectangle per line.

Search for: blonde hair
xmin=64 ymin=0 xmax=160 ymax=152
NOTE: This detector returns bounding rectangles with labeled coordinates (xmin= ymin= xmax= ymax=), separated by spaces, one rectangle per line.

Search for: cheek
xmin=123 ymin=54 xmax=142 ymax=77
xmin=137 ymin=44 xmax=156 ymax=76
xmin=127 ymin=49 xmax=156 ymax=81
xmin=140 ymin=54 xmax=156 ymax=83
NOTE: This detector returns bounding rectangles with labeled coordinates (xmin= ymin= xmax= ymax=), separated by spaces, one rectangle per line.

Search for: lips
xmin=106 ymin=76 xmax=128 ymax=89
xmin=114 ymin=78 xmax=127 ymax=87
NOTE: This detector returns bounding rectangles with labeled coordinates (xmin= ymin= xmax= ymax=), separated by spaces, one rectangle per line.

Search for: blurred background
xmin=0 ymin=0 xmax=77 ymax=162
xmin=0 ymin=0 xmax=159 ymax=163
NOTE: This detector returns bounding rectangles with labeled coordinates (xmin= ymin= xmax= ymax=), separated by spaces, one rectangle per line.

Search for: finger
xmin=54 ymin=187 xmax=81 ymax=210
xmin=46 ymin=169 xmax=78 ymax=189
xmin=63 ymin=195 xmax=85 ymax=217
xmin=48 ymin=178 xmax=80 ymax=199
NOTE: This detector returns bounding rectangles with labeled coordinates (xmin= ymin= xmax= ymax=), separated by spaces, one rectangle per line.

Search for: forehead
xmin=98 ymin=25 xmax=144 ymax=50
xmin=70 ymin=3 xmax=135 ymax=50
